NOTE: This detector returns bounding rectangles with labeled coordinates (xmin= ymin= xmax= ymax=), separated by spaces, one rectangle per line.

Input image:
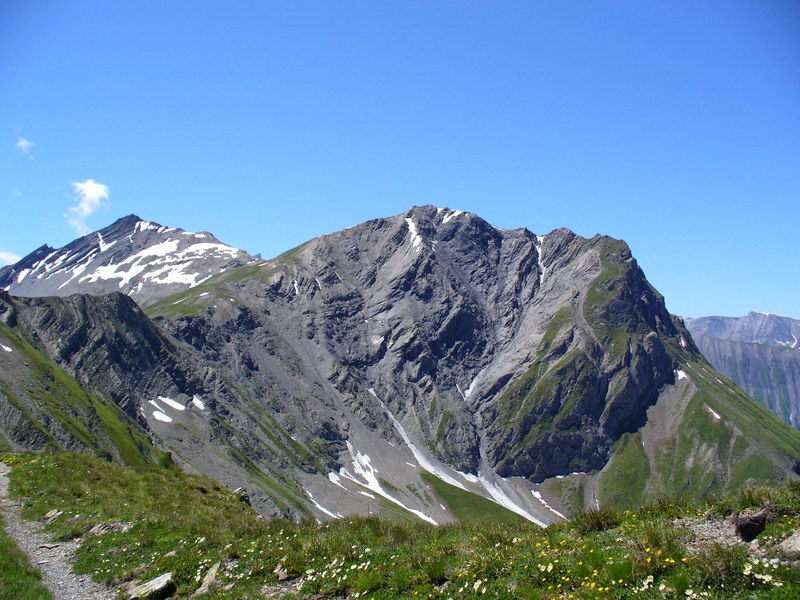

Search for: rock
xmin=127 ymin=572 xmax=175 ymax=600
xmin=41 ymin=509 xmax=63 ymax=524
xmin=192 ymin=561 xmax=221 ymax=596
xmin=273 ymin=559 xmax=289 ymax=581
xmin=87 ymin=521 xmax=132 ymax=536
xmin=233 ymin=487 xmax=251 ymax=506
xmin=779 ymin=531 xmax=800 ymax=560
xmin=734 ymin=508 xmax=768 ymax=542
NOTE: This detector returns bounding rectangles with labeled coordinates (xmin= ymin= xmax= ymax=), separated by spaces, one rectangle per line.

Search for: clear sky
xmin=2 ymin=1 xmax=799 ymax=318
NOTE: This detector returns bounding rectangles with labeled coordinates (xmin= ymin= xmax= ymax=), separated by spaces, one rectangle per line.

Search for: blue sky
xmin=2 ymin=1 xmax=799 ymax=318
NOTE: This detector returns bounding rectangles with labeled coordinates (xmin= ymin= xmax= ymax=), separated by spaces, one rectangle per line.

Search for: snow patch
xmin=340 ymin=441 xmax=437 ymax=524
xmin=157 ymin=396 xmax=186 ymax=411
xmin=15 ymin=268 xmax=31 ymax=284
xmin=1 ymin=344 xmax=12 ymax=353
xmin=96 ymin=232 xmax=117 ymax=253
xmin=535 ymin=235 xmax=546 ymax=286
xmin=457 ymin=471 xmax=480 ymax=484
xmin=442 ymin=209 xmax=463 ymax=224
xmin=464 ymin=368 xmax=487 ymax=400
xmin=405 ymin=218 xmax=423 ymax=251
xmin=479 ymin=475 xmax=545 ymax=525
xmin=307 ymin=492 xmax=342 ymax=519
xmin=293 ymin=279 xmax=299 ymax=295
xmin=328 ymin=472 xmax=347 ymax=490
xmin=191 ymin=395 xmax=205 ymax=410
xmin=359 ymin=491 xmax=377 ymax=499
xmin=707 ymin=406 xmax=722 ymax=420
xmin=532 ymin=490 xmax=566 ymax=519
xmin=152 ymin=411 xmax=172 ymax=423
xmin=676 ymin=369 xmax=688 ymax=381
xmin=368 ymin=388 xmax=467 ymax=490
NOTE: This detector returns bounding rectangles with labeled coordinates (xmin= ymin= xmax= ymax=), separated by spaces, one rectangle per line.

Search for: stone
xmin=233 ymin=487 xmax=251 ymax=506
xmin=192 ymin=561 xmax=221 ymax=597
xmin=41 ymin=509 xmax=63 ymax=524
xmin=734 ymin=508 xmax=768 ymax=542
xmin=779 ymin=531 xmax=800 ymax=560
xmin=87 ymin=521 xmax=132 ymax=536
xmin=127 ymin=572 xmax=175 ymax=600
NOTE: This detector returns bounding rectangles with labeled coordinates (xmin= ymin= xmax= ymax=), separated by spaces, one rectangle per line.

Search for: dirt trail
xmin=0 ymin=461 xmax=114 ymax=600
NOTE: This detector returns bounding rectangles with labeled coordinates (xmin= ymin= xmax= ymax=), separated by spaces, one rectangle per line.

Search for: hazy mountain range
xmin=685 ymin=313 xmax=800 ymax=429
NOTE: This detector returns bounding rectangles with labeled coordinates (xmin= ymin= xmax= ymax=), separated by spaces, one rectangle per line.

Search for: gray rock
xmin=192 ymin=561 xmax=221 ymax=597
xmin=780 ymin=531 xmax=800 ymax=560
xmin=735 ymin=508 xmax=768 ymax=542
xmin=127 ymin=572 xmax=175 ymax=600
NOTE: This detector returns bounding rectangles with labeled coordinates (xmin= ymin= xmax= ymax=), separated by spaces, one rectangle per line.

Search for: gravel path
xmin=0 ymin=461 xmax=115 ymax=600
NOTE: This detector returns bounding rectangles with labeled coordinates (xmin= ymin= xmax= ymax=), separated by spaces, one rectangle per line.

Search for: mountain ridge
xmin=0 ymin=214 xmax=258 ymax=307
xmin=2 ymin=206 xmax=798 ymax=525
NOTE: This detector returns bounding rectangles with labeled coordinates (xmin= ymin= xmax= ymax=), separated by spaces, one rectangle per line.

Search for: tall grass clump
xmin=571 ymin=505 xmax=622 ymax=534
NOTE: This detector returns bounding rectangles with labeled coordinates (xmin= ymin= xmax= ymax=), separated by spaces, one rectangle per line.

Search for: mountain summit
xmin=0 ymin=215 xmax=257 ymax=306
xmin=2 ymin=206 xmax=799 ymax=524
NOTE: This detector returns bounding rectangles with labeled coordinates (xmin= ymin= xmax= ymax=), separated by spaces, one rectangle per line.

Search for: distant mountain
xmin=0 ymin=215 xmax=257 ymax=307
xmin=685 ymin=313 xmax=800 ymax=428
xmin=2 ymin=206 xmax=799 ymax=525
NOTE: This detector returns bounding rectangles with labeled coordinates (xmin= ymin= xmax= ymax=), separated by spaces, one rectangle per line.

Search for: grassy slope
xmin=0 ymin=321 xmax=161 ymax=467
xmin=5 ymin=451 xmax=800 ymax=599
xmin=599 ymin=359 xmax=800 ymax=510
xmin=420 ymin=471 xmax=524 ymax=523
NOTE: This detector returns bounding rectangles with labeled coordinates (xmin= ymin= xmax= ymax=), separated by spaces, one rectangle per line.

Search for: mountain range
xmin=1 ymin=206 xmax=798 ymax=525
xmin=685 ymin=313 xmax=800 ymax=429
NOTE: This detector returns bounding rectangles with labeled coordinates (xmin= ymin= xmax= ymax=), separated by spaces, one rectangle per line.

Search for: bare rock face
xmin=2 ymin=206 xmax=799 ymax=525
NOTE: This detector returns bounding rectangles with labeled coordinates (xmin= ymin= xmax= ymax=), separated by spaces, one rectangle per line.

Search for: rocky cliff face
xmin=2 ymin=207 xmax=799 ymax=525
xmin=685 ymin=313 xmax=800 ymax=428
xmin=0 ymin=215 xmax=257 ymax=307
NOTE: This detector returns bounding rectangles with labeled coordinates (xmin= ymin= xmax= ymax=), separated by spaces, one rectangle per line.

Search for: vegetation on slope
xmin=4 ymin=451 xmax=800 ymax=598
xmin=599 ymin=359 xmax=800 ymax=510
xmin=0 ymin=321 xmax=162 ymax=467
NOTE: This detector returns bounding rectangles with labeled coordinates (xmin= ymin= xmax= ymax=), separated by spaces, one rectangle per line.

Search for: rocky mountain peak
xmin=0 ymin=215 xmax=257 ymax=307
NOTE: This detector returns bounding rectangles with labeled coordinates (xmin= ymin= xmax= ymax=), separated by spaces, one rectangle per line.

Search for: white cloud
xmin=67 ymin=179 xmax=110 ymax=235
xmin=0 ymin=251 xmax=21 ymax=265
xmin=15 ymin=137 xmax=34 ymax=159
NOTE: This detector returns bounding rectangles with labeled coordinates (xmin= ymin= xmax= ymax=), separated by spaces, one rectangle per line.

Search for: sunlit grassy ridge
xmin=3 ymin=452 xmax=800 ymax=598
